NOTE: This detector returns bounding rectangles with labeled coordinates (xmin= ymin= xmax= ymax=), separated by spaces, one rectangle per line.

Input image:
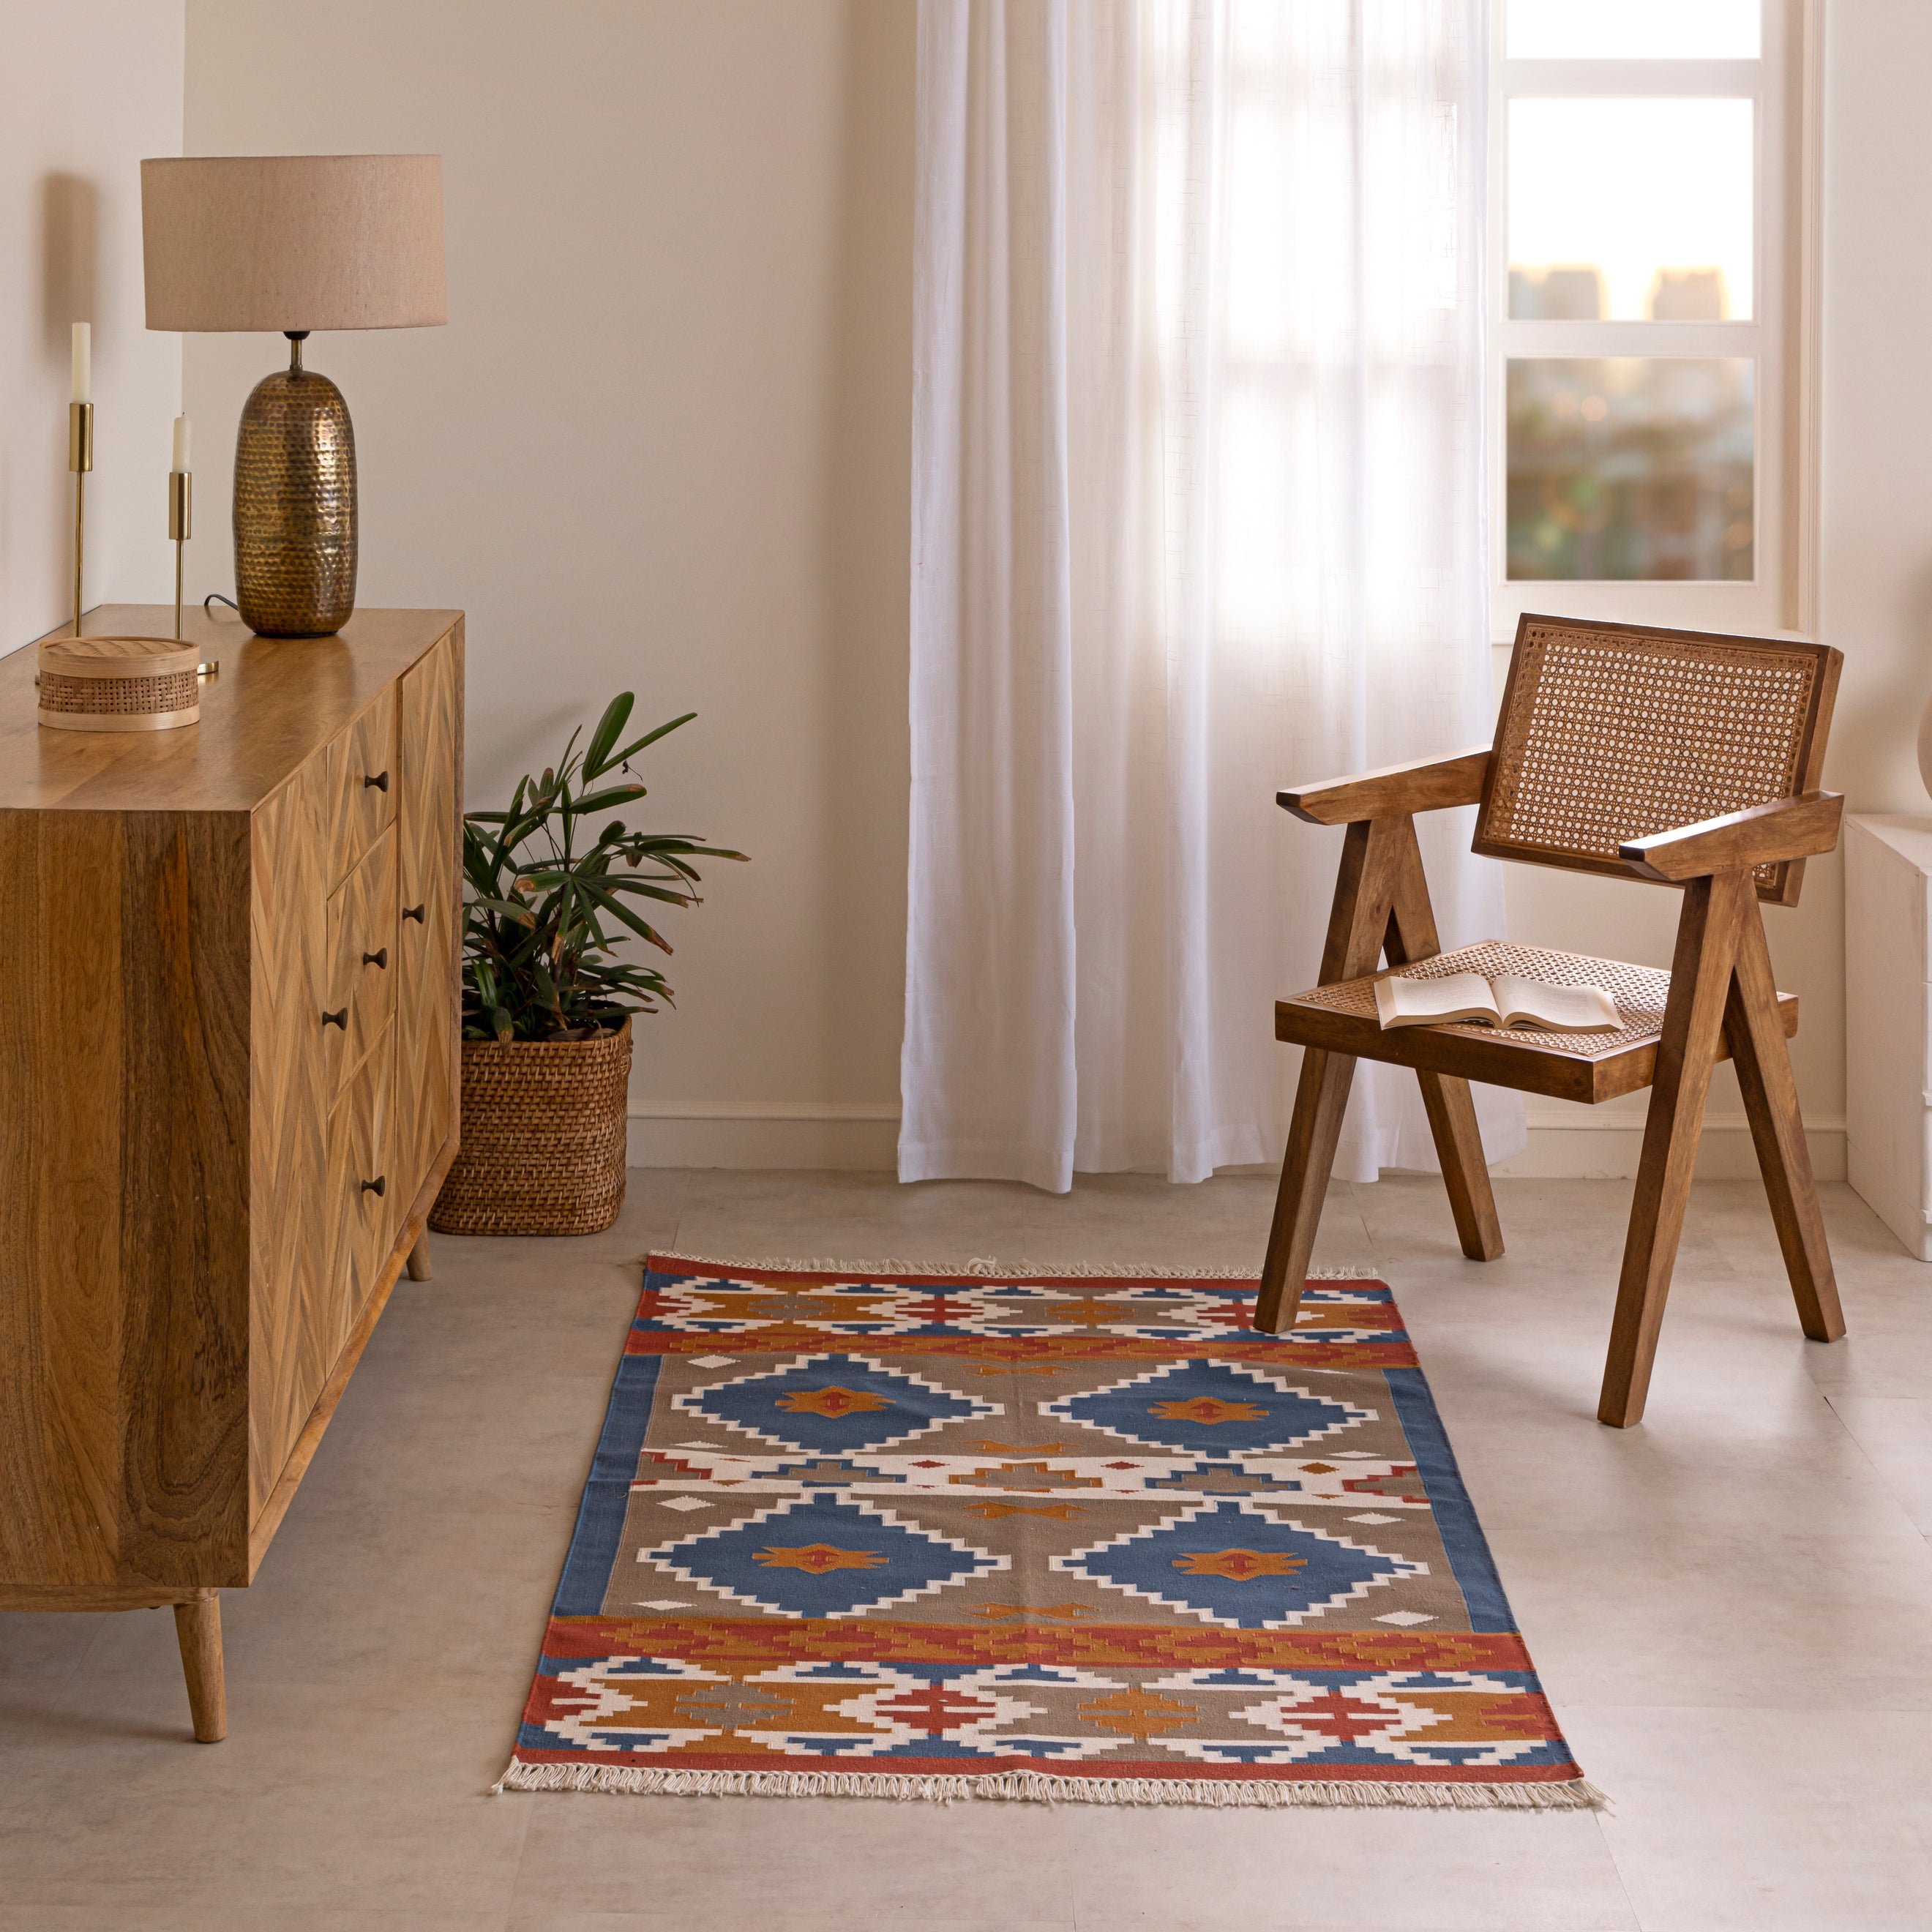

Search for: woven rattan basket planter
xmin=430 ymin=1017 xmax=632 ymax=1237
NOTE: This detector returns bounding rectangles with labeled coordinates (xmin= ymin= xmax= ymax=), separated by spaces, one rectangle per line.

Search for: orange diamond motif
xmin=755 ymin=1542 xmax=889 ymax=1573
xmin=1171 ymin=1547 xmax=1308 ymax=1582
xmin=774 ymin=1385 xmax=891 ymax=1418
xmin=1148 ymin=1396 xmax=1271 ymax=1426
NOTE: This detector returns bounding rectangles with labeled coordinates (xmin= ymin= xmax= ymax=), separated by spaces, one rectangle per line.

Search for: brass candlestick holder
xmin=68 ymin=401 xmax=94 ymax=634
xmin=169 ymin=471 xmax=192 ymax=639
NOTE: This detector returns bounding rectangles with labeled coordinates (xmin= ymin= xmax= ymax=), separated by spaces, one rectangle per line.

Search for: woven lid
xmin=40 ymin=634 xmax=201 ymax=678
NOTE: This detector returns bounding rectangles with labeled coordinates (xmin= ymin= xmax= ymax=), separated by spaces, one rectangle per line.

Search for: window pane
xmin=1507 ymin=0 xmax=1759 ymax=60
xmin=1509 ymin=99 xmax=1753 ymax=320
xmin=1506 ymin=359 xmax=1754 ymax=582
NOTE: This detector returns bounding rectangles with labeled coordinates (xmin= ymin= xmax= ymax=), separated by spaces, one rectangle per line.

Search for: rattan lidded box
xmin=37 ymin=634 xmax=201 ymax=732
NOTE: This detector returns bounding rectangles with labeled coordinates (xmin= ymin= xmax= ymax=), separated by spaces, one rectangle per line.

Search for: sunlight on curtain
xmin=905 ymin=0 xmax=1524 ymax=1189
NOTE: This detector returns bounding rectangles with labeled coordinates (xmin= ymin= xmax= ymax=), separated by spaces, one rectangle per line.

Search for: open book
xmin=1374 ymin=970 xmax=1620 ymax=1035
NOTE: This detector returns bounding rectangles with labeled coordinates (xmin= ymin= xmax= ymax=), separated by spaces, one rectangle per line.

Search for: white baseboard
xmin=1492 ymin=1104 xmax=1846 ymax=1182
xmin=628 ymin=1101 xmax=900 ymax=1171
xmin=627 ymin=1100 xmax=1847 ymax=1181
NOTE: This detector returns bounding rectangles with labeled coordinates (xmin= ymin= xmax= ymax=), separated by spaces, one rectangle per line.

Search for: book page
xmin=1491 ymin=973 xmax=1620 ymax=1033
xmin=1374 ymin=971 xmax=1500 ymax=1030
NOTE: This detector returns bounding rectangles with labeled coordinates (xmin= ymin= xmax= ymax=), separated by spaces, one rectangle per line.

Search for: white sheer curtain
xmin=904 ymin=0 xmax=1524 ymax=1191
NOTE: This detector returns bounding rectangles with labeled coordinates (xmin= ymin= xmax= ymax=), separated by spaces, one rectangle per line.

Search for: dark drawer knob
xmin=361 ymin=1175 xmax=386 ymax=1197
xmin=402 ymin=903 xmax=426 ymax=924
xmin=363 ymin=947 xmax=389 ymax=970
xmin=363 ymin=770 xmax=389 ymax=792
xmin=322 ymin=1007 xmax=348 ymax=1030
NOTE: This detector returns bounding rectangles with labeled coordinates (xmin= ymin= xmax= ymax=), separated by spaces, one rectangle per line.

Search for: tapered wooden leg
xmin=1256 ymin=816 xmax=1406 ymax=1335
xmin=1415 ymin=1072 xmax=1505 ymax=1260
xmin=1598 ymin=872 xmax=1750 ymax=1429
xmin=173 ymin=1588 xmax=226 ymax=1743
xmin=405 ymin=1228 xmax=433 ymax=1282
xmin=1257 ymin=1048 xmax=1357 ymax=1333
xmin=1380 ymin=818 xmax=1503 ymax=1263
xmin=1259 ymin=810 xmax=1488 ymax=1330
xmin=1726 ymin=896 xmax=1845 ymax=1344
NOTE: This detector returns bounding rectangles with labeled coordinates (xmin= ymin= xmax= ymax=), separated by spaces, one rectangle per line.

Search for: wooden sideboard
xmin=0 ymin=604 xmax=463 ymax=1741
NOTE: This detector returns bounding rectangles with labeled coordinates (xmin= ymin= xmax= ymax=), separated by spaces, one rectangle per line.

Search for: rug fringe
xmin=646 ymin=1250 xmax=1372 ymax=1283
xmin=492 ymin=1761 xmax=1603 ymax=1810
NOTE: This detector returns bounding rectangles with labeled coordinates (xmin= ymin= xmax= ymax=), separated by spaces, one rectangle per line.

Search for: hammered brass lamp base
xmin=233 ymin=334 xmax=357 ymax=637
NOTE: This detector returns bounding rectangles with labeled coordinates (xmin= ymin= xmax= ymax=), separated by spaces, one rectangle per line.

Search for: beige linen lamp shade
xmin=141 ymin=154 xmax=446 ymax=332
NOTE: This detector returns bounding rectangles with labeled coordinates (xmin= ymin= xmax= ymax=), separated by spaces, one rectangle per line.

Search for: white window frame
xmin=1488 ymin=0 xmax=1822 ymax=642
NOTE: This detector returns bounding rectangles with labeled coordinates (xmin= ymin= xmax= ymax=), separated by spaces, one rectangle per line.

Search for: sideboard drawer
xmin=324 ymin=823 xmax=400 ymax=1090
xmin=322 ymin=1026 xmax=397 ymax=1363
xmin=324 ymin=688 xmax=398 ymax=884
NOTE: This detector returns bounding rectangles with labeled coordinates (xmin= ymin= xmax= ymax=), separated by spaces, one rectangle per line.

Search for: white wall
xmin=176 ymin=0 xmax=1927 ymax=1183
xmin=0 ymin=2 xmax=184 ymax=648
xmin=182 ymin=0 xmax=914 ymax=1166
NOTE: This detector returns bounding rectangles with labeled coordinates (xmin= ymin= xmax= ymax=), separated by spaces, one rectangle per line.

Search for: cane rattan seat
xmin=1256 ymin=613 xmax=1846 ymax=1430
xmin=1278 ymin=940 xmax=1798 ymax=1106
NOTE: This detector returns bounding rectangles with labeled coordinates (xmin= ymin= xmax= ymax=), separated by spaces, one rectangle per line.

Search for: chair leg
xmin=1726 ymin=896 xmax=1845 ymax=1344
xmin=1256 ymin=815 xmax=1405 ymax=1335
xmin=1379 ymin=818 xmax=1503 ymax=1264
xmin=1257 ymin=1047 xmax=1357 ymax=1333
xmin=1599 ymin=872 xmax=1750 ymax=1429
xmin=1415 ymin=1072 xmax=1505 ymax=1261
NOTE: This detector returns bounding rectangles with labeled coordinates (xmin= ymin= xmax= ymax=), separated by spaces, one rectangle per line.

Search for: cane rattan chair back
xmin=1472 ymin=615 xmax=1841 ymax=906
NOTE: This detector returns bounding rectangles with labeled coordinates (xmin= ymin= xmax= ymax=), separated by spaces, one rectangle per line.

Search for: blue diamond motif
xmin=647 ymin=1493 xmax=1006 ymax=1618
xmin=1042 ymin=1360 xmax=1370 ymax=1458
xmin=1053 ymin=1499 xmax=1423 ymax=1628
xmin=675 ymin=1352 xmax=1000 ymax=1454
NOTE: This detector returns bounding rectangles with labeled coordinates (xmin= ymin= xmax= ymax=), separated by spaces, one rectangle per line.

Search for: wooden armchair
xmin=1259 ymin=614 xmax=1846 ymax=1427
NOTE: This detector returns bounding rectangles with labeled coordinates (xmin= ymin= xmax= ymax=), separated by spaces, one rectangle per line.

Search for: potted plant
xmin=430 ymin=693 xmax=744 ymax=1236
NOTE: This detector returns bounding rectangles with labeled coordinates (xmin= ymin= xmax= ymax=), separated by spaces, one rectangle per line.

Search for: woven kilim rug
xmin=496 ymin=1254 xmax=1596 ymax=1808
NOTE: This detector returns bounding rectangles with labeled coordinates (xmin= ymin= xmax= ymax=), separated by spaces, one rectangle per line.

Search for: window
xmin=1491 ymin=0 xmax=1819 ymax=638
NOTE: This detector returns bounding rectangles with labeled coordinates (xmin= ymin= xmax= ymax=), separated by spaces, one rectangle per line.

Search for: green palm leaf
xmin=458 ymin=692 xmax=744 ymax=1041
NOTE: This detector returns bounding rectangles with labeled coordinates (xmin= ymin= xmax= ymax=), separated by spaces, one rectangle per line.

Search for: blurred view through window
xmin=1499 ymin=3 xmax=1772 ymax=590
xmin=1507 ymin=360 xmax=1753 ymax=582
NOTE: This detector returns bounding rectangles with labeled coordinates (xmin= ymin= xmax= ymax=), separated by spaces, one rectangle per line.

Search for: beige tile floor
xmin=4 ymin=1169 xmax=1931 ymax=1931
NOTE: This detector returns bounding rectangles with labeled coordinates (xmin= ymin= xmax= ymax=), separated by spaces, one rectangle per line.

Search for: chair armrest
xmin=1618 ymin=791 xmax=1843 ymax=882
xmin=1276 ymin=747 xmax=1491 ymax=826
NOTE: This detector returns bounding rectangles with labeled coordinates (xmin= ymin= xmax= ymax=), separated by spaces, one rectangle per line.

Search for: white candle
xmin=70 ymin=322 xmax=90 ymax=404
xmin=172 ymin=415 xmax=191 ymax=473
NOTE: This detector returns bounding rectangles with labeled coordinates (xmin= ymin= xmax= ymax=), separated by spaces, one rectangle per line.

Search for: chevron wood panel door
xmin=396 ymin=633 xmax=459 ymax=1207
xmin=322 ymin=1024 xmax=397 ymax=1371
xmin=0 ymin=604 xmax=464 ymax=1746
xmin=249 ymin=754 xmax=332 ymax=1515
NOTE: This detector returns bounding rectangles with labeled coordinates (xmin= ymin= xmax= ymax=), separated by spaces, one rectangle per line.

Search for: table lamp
xmin=140 ymin=154 xmax=446 ymax=637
